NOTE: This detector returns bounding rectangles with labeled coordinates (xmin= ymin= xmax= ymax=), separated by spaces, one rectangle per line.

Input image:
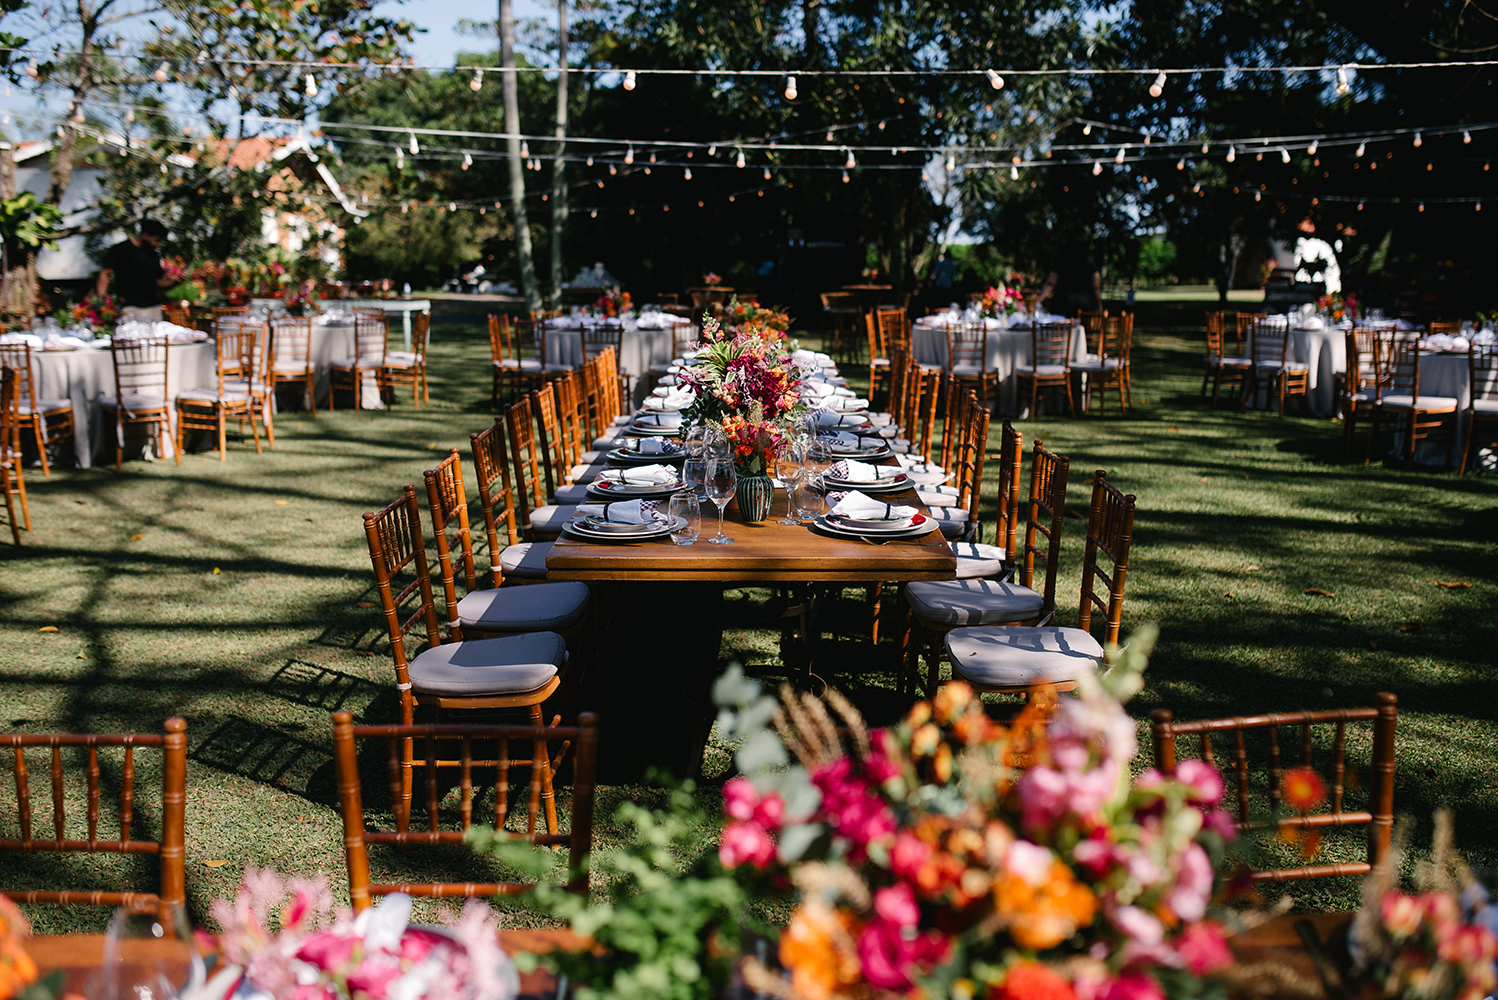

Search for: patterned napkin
xmin=597 ymin=464 xmax=678 ymax=485
xmin=828 ymin=491 xmax=918 ymax=520
xmin=575 ymin=499 xmax=666 ymax=524
xmin=828 ymin=459 xmax=887 ymax=483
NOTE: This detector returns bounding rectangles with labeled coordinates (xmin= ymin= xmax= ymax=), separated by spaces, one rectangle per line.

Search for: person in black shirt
xmin=96 ymin=219 xmax=173 ymax=323
xmin=1036 ymin=239 xmax=1103 ymax=316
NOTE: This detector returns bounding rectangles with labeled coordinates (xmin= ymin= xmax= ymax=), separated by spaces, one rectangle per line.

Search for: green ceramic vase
xmin=735 ymin=475 xmax=774 ymax=523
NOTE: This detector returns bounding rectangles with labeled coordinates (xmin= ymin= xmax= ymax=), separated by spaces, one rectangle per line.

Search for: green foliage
xmin=0 ymin=194 xmax=63 ymax=251
xmin=1134 ymin=238 xmax=1180 ymax=286
xmin=343 ymin=205 xmax=506 ymax=288
xmin=469 ymin=779 xmax=752 ymax=1000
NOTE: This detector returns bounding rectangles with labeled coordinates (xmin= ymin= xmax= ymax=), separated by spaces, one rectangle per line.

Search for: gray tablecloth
xmin=1289 ymin=326 xmax=1347 ymax=417
xmin=912 ymin=321 xmax=1089 ymax=414
xmin=541 ymin=320 xmax=674 ymax=376
xmin=1407 ymin=352 xmax=1471 ymax=466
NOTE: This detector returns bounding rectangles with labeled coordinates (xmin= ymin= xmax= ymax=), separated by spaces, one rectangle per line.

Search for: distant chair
xmin=381 ymin=311 xmax=431 ymax=407
xmin=946 ymin=322 xmax=997 ymax=405
xmin=1460 ymin=345 xmax=1498 ymax=476
xmin=1364 ymin=334 xmax=1458 ymax=467
xmin=1016 ymin=322 xmax=1076 ymax=418
xmin=820 ymin=291 xmax=861 ymax=355
xmin=490 ymin=313 xmax=542 ymax=410
xmin=1 ymin=368 xmax=24 ymax=543
xmin=1245 ymin=317 xmax=1308 ymax=416
xmin=175 ymin=321 xmax=266 ymax=460
xmin=162 ymin=302 xmax=193 ymax=329
xmin=101 ymin=337 xmax=175 ymax=469
xmin=0 ymin=342 xmax=73 ymax=476
xmin=1 ymin=718 xmax=188 ymax=907
xmin=580 ymin=319 xmax=624 ymax=375
xmin=656 ymin=292 xmax=680 ymax=306
xmin=1201 ymin=311 xmax=1251 ymax=408
xmin=269 ymin=314 xmax=317 ymax=416
xmin=1074 ymin=314 xmax=1133 ymax=415
xmin=329 ymin=313 xmax=388 ymax=412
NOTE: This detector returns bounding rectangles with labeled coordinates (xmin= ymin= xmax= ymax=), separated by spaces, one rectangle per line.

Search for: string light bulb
xmin=986 ymin=69 xmax=1004 ymax=90
xmin=708 ymin=144 xmax=716 ymax=156
xmin=1356 ymin=140 xmax=1366 ymax=156
xmin=1418 ymin=202 xmax=1425 ymax=211
xmin=462 ymin=151 xmax=472 ymax=170
xmin=1463 ymin=130 xmax=1472 ymax=144
xmin=409 ymin=132 xmax=419 ymax=154
xmin=1082 ymin=124 xmax=1092 ymax=136
xmin=1193 ymin=181 xmax=1202 ymax=193
xmin=1010 ymin=165 xmax=1019 ymax=180
xmin=684 ymin=167 xmax=692 ymax=180
xmin=448 ymin=202 xmax=456 ymax=212
xmin=590 ymin=209 xmax=597 ymax=218
xmin=1115 ymin=147 xmax=1126 ymax=164
xmin=1226 ymin=145 xmax=1236 ymax=162
xmin=470 ymin=68 xmax=483 ymax=91
xmin=784 ymin=75 xmax=797 ymax=100
xmin=1176 ymin=157 xmax=1185 ymax=170
xmin=841 ymin=169 xmax=850 ymax=183
xmin=1357 ymin=201 xmax=1364 ymax=210
xmin=305 ymin=73 xmax=316 ymax=97
xmin=521 ymin=140 xmax=530 ymax=158
xmin=845 ymin=148 xmax=856 ymax=169
xmin=395 ymin=147 xmax=404 ymax=168
xmin=1336 ymin=65 xmax=1350 ymax=94
xmin=763 ymin=166 xmax=771 ymax=180
xmin=624 ymin=145 xmax=634 ymax=165
xmin=1281 ymin=149 xmax=1291 ymax=163
xmin=946 ymin=154 xmax=956 ymax=172
xmin=648 ymin=150 xmax=656 ymax=163
xmin=1149 ymin=70 xmax=1167 ymax=98
xmin=608 ymin=163 xmax=617 ymax=175
xmin=153 ymin=61 xmax=170 ymax=83
xmin=1307 ymin=140 xmax=1318 ymax=154
xmin=1413 ymin=131 xmax=1422 ymax=148
xmin=1201 ymin=141 xmax=1210 ymax=153
xmin=586 ymin=155 xmax=593 ymax=166
xmin=25 ymin=57 xmax=38 ymax=78
xmin=736 ymin=148 xmax=746 ymax=168
xmin=623 ymin=70 xmax=636 ymax=90
xmin=1093 ymin=161 xmax=1102 ymax=175
xmin=1254 ymin=191 xmax=1261 ymax=201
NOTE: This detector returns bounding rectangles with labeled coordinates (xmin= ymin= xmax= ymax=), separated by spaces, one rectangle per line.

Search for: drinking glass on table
xmin=775 ymin=449 xmax=804 ymax=524
xmin=705 ymin=455 xmax=738 ymax=544
xmin=90 ymin=899 xmax=204 ymax=1000
xmin=668 ymin=492 xmax=701 ymax=545
xmin=790 ymin=469 xmax=825 ymax=522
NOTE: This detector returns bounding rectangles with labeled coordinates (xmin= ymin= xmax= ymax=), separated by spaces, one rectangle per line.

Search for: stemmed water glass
xmin=705 ymin=454 xmax=738 ymax=544
xmin=775 ymin=445 xmax=805 ymax=524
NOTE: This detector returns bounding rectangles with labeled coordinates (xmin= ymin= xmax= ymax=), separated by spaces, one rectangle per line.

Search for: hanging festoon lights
xmin=1413 ymin=131 xmax=1423 ymax=148
xmin=784 ymin=75 xmax=798 ymax=100
xmin=1226 ymin=145 xmax=1237 ymax=162
xmin=1464 ymin=130 xmax=1472 ymax=144
xmin=736 ymin=148 xmax=746 ymax=168
xmin=470 ymin=68 xmax=484 ymax=91
xmin=1176 ymin=157 xmax=1186 ymax=170
xmin=648 ymin=150 xmax=656 ymax=163
xmin=1010 ymin=165 xmax=1019 ymax=179
xmin=305 ymin=73 xmax=317 ymax=97
xmin=1149 ymin=70 xmax=1167 ymax=98
xmin=462 ymin=151 xmax=472 ymax=170
xmin=844 ymin=148 xmax=857 ymax=169
xmin=623 ymin=70 xmax=637 ymax=91
xmin=1093 ymin=161 xmax=1103 ymax=175
xmin=409 ymin=132 xmax=419 ymax=154
xmin=841 ymin=169 xmax=850 ymax=183
xmin=1115 ymin=146 xmax=1126 ymax=164
xmin=609 ymin=163 xmax=617 ymax=175
xmin=153 ymin=61 xmax=171 ymax=83
xmin=25 ymin=57 xmax=38 ymax=78
xmin=1336 ymin=65 xmax=1350 ymax=94
xmin=1082 ymin=124 xmax=1092 ymax=136
xmin=1280 ymin=149 xmax=1291 ymax=163
xmin=763 ymin=166 xmax=771 ymax=180
xmin=1307 ymin=140 xmax=1318 ymax=155
xmin=395 ymin=147 xmax=404 ymax=168
xmin=520 ymin=140 xmax=530 ymax=159
xmin=1356 ymin=140 xmax=1366 ymax=156
xmin=586 ymin=155 xmax=593 ymax=166
xmin=986 ymin=69 xmax=1004 ymax=90
xmin=683 ymin=166 xmax=692 ymax=180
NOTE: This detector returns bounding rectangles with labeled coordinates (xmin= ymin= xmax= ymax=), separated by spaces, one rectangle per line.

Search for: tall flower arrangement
xmin=591 ymin=286 xmax=632 ymax=318
xmin=677 ymin=316 xmax=804 ymax=476
xmin=722 ymin=296 xmax=793 ymax=342
xmin=714 ymin=627 xmax=1241 ymax=1000
xmin=979 ymin=284 xmax=1022 ymax=319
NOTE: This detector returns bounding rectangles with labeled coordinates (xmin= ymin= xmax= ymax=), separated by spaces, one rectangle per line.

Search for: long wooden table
xmin=545 ymin=488 xmax=956 ymax=582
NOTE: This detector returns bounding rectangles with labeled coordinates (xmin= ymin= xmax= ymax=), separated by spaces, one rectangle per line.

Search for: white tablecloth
xmin=1288 ymin=326 xmax=1347 ymax=418
xmin=1405 ymin=352 xmax=1472 ymax=466
xmin=541 ymin=319 xmax=674 ymax=376
xmin=912 ymin=320 xmax=1089 ymax=414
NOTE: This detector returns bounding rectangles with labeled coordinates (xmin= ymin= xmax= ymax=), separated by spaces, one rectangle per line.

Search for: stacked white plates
xmin=562 ymin=516 xmax=684 ymax=542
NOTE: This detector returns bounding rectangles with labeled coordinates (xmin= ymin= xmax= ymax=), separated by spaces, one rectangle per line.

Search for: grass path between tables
xmin=1 ymin=298 xmax=1495 ymax=931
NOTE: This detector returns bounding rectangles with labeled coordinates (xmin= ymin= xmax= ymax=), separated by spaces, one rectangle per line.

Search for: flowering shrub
xmin=677 ymin=315 xmax=805 ymax=476
xmin=592 ymin=286 xmax=632 ymax=318
xmin=71 ymin=292 xmax=120 ymax=328
xmin=211 ymin=868 xmax=517 ymax=1000
xmin=979 ymin=284 xmax=1022 ymax=319
xmin=716 ymin=626 xmax=1243 ymax=1000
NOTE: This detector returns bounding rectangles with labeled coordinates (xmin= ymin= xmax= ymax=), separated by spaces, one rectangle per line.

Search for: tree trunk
xmin=548 ymin=0 xmax=569 ymax=309
xmin=499 ymin=0 xmax=541 ymax=314
xmin=802 ymin=0 xmax=820 ymax=64
xmin=889 ymin=186 xmax=907 ymax=300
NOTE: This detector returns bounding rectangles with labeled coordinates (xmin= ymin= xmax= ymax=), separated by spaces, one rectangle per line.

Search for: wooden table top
xmin=545 ymin=486 xmax=957 ymax=582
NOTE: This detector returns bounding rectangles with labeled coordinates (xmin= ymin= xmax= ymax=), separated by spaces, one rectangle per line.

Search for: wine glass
xmin=90 ymin=900 xmax=204 ymax=1000
xmin=775 ymin=448 xmax=804 ymax=525
xmin=705 ymin=455 xmax=738 ymax=544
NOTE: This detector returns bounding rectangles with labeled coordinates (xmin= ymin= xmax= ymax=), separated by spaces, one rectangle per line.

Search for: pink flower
xmin=719 ymin=820 xmax=776 ymax=868
xmin=873 ymin=883 xmax=920 ymax=927
xmin=1165 ymin=843 xmax=1214 ymax=922
xmin=295 ymin=931 xmax=357 ymax=970
xmin=890 ymin=831 xmax=934 ymax=884
xmin=1382 ymin=891 xmax=1423 ymax=941
xmin=1175 ymin=760 xmax=1226 ymax=806
xmin=1073 ymin=834 xmax=1116 ymax=876
xmin=864 ymin=729 xmax=902 ymax=784
xmin=1099 ymin=971 xmax=1166 ymax=1000
xmin=723 ymin=777 xmax=785 ymax=830
xmin=345 ymin=960 xmax=404 ymax=998
xmin=1018 ymin=760 xmax=1120 ymax=832
xmin=1202 ymin=808 xmax=1238 ymax=842
xmin=399 ymin=928 xmax=448 ymax=963
xmin=811 ymin=758 xmax=897 ymax=859
xmin=856 ymin=918 xmax=949 ymax=991
xmin=1109 ymin=905 xmax=1165 ymax=945
xmin=1176 ymin=921 xmax=1233 ymax=975
xmin=1004 ymin=840 xmax=1056 ymax=886
xmin=1134 ymin=768 xmax=1165 ymax=792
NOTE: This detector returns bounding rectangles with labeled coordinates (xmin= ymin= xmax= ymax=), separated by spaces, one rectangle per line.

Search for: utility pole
xmin=548 ymin=0 xmax=568 ymax=309
xmin=499 ymin=0 xmax=540 ymax=313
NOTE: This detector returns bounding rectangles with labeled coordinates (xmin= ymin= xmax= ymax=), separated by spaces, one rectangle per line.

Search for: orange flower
xmin=1281 ymin=767 xmax=1327 ymax=813
xmin=779 ymin=901 xmax=864 ymax=1000
xmin=993 ymin=860 xmax=1098 ymax=951
xmin=0 ymin=897 xmax=38 ymax=1000
xmin=996 ymin=961 xmax=1077 ymax=1000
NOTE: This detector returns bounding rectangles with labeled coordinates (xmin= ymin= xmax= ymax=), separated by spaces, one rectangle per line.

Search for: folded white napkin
xmin=575 ymin=499 xmax=667 ymax=524
xmin=804 ymin=380 xmax=838 ymax=398
xmin=644 ymin=387 xmax=696 ymax=411
xmin=618 ymin=436 xmax=680 ymax=456
xmin=814 ymin=410 xmax=869 ymax=428
xmin=828 ymin=459 xmax=884 ymax=482
xmin=632 ymin=412 xmax=683 ymax=429
xmin=597 ymin=464 xmax=677 ymax=485
xmin=56 ymin=335 xmax=89 ymax=349
xmin=830 ymin=397 xmax=869 ymax=410
xmin=1474 ymin=331 xmax=1498 ymax=346
xmin=829 ymin=491 xmax=918 ymax=520
xmin=792 ymin=349 xmax=819 ymax=370
xmin=1295 ymin=317 xmax=1325 ymax=330
xmin=0 ymin=333 xmax=42 ymax=347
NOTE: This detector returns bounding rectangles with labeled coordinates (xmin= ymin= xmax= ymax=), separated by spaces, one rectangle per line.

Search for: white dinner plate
xmin=587 ymin=479 xmax=688 ymax=498
xmin=562 ymin=516 xmax=684 ymax=542
xmin=812 ymin=514 xmax=932 ymax=541
xmin=826 ymin=513 xmax=920 ymax=532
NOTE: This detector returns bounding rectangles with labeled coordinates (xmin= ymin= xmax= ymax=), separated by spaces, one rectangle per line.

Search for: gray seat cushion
xmin=498 ymin=541 xmax=551 ymax=579
xmin=569 ymin=463 xmax=604 ymax=482
xmin=100 ymin=393 xmax=168 ymax=413
xmin=906 ymin=579 xmax=1043 ymax=626
xmin=385 ymin=351 xmax=423 ymax=367
xmin=951 ymin=363 xmax=985 ymax=377
xmin=1016 ymin=364 xmax=1067 ymax=376
xmin=1474 ymin=398 xmax=1498 ymax=416
xmin=593 ymin=433 xmax=623 ymax=449
xmin=929 ymin=506 xmax=970 ymax=540
xmin=946 ymin=626 xmax=1104 ymax=688
xmin=917 ymin=485 xmax=960 ymax=508
xmin=528 ymin=504 xmax=576 ymax=536
xmin=177 ymin=387 xmax=252 ymax=404
xmin=1072 ymin=356 xmax=1125 ymax=371
xmin=18 ymin=398 xmax=71 ymax=415
xmin=455 ymin=580 xmax=589 ymax=632
xmin=1205 ymin=355 xmax=1253 ymax=368
xmin=554 ymin=482 xmax=592 ymax=504
xmin=952 ymin=541 xmax=1006 ymax=579
xmin=1254 ymin=361 xmax=1309 ymax=372
xmin=495 ymin=357 xmax=543 ymax=372
xmin=1379 ymin=394 xmax=1458 ymax=412
xmin=330 ymin=355 xmax=385 ymax=368
xmin=408 ymin=632 xmax=564 ymax=698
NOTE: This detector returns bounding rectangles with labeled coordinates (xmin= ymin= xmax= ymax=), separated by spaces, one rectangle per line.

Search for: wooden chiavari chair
xmin=945 ymin=471 xmax=1134 ymax=695
xmin=819 ymin=292 xmax=860 ymax=355
xmin=1 ymin=718 xmax=187 ymax=907
xmin=1460 ymin=345 xmax=1498 ymax=477
xmin=531 ymin=311 xmax=572 ymax=378
xmin=1151 ymin=693 xmax=1397 ymax=882
xmin=329 ymin=312 xmax=388 ymax=412
xmin=472 ymin=419 xmax=554 ymax=581
xmin=882 ymin=357 xmax=925 ymax=454
xmin=0 ymin=342 xmax=73 ymax=476
xmin=1074 ymin=314 xmax=1133 ymax=415
xmin=1428 ymin=320 xmax=1462 ymax=336
xmin=949 ymin=419 xmax=1023 ymax=581
xmin=903 ymin=439 xmax=1068 ymax=696
xmin=506 ymin=396 xmax=576 ymax=540
xmin=423 ymin=449 xmax=589 ymax=642
xmin=1202 ymin=310 xmax=1251 ymax=408
xmin=947 ymin=321 xmax=996 ymax=405
xmin=162 ymin=303 xmax=193 ymax=329
xmin=1016 ymin=321 xmax=1076 ymax=418
xmin=531 ymin=381 xmax=589 ymax=505
xmin=1245 ymin=317 xmax=1308 ymax=416
xmin=1340 ymin=326 xmax=1382 ymax=458
xmin=1078 ymin=309 xmax=1108 ymax=346
xmin=926 ymin=389 xmax=990 ymax=543
xmin=102 ymin=337 xmax=175 ymax=470
xmin=491 ymin=313 xmax=543 ymax=410
xmin=646 ymin=319 xmax=699 ymax=389
xmin=866 ymin=313 xmax=891 ymax=406
xmin=546 ymin=375 xmax=597 ymax=502
xmin=1364 ymin=334 xmax=1458 ymax=467
xmin=1234 ymin=312 xmax=1266 ymax=356
xmin=210 ymin=305 xmax=248 ymax=332
xmin=380 ymin=311 xmax=430 ymax=408
xmin=934 ymin=371 xmax=966 ymax=475
xmin=580 ymin=319 xmax=624 ymax=375
xmin=1 ymin=368 xmax=23 ymax=543
xmin=913 ymin=370 xmax=942 ymax=464
xmin=914 ymin=375 xmax=962 ymax=508
xmin=269 ymin=314 xmax=317 ymax=416
xmin=175 ymin=321 xmax=265 ymax=460
xmin=361 ymin=486 xmax=570 ymax=762
xmin=332 ymin=709 xmax=598 ymax=911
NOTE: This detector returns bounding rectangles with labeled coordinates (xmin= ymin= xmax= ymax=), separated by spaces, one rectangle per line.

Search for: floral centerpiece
xmin=1318 ymin=292 xmax=1359 ymax=323
xmin=71 ymin=292 xmax=120 ymax=329
xmin=210 ymin=868 xmax=517 ymax=1000
xmin=703 ymin=272 xmax=722 ymax=286
xmin=723 ymin=296 xmax=793 ymax=342
xmin=0 ymin=896 xmax=51 ymax=1000
xmin=592 ymin=286 xmax=632 ymax=318
xmin=284 ymin=284 xmax=316 ymax=316
xmin=676 ymin=315 xmax=804 ymax=518
xmin=714 ymin=626 xmax=1244 ymax=1000
xmin=979 ymin=284 xmax=1022 ymax=319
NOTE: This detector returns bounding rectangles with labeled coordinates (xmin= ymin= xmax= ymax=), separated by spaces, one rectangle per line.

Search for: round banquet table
xmin=1287 ymin=325 xmax=1347 ymax=418
xmin=911 ymin=318 xmax=1089 ymax=415
xmin=541 ymin=318 xmax=675 ymax=377
xmin=1404 ymin=350 xmax=1475 ymax=466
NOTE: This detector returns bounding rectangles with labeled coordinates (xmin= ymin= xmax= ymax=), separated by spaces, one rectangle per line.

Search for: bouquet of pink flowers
xmin=715 ymin=627 xmax=1241 ymax=1000
xmin=592 ymin=286 xmax=632 ymax=318
xmin=980 ymin=284 xmax=1022 ymax=319
xmin=677 ymin=315 xmax=805 ymax=472
xmin=703 ymin=272 xmax=722 ymax=286
xmin=210 ymin=868 xmax=518 ymax=1000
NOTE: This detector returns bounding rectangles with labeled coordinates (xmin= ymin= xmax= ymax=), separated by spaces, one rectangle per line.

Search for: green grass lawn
xmin=2 ymin=298 xmax=1495 ymax=932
